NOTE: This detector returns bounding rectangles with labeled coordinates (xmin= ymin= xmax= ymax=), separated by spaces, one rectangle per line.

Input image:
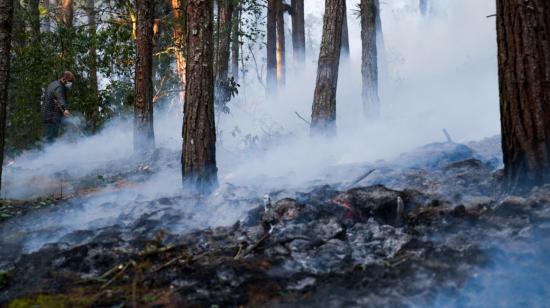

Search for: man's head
xmin=59 ymin=71 xmax=75 ymax=89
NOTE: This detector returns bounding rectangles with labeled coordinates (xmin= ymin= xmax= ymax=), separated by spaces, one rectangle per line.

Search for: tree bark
xmin=215 ymin=0 xmax=233 ymax=104
xmin=361 ymin=0 xmax=380 ymax=119
xmin=276 ymin=0 xmax=285 ymax=86
xmin=62 ymin=0 xmax=73 ymax=29
xmin=291 ymin=0 xmax=305 ymax=66
xmin=310 ymin=0 xmax=344 ymax=136
xmin=266 ymin=0 xmax=277 ymax=96
xmin=340 ymin=0 xmax=349 ymax=59
xmin=171 ymin=0 xmax=186 ymax=105
xmin=230 ymin=1 xmax=241 ymax=80
xmin=0 ymin=0 xmax=13 ymax=192
xmin=85 ymin=0 xmax=100 ymax=129
xmin=497 ymin=0 xmax=550 ymax=192
xmin=134 ymin=0 xmax=155 ymax=152
xmin=182 ymin=0 xmax=218 ymax=191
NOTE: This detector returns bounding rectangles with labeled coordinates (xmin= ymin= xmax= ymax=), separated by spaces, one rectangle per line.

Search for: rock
xmin=492 ymin=196 xmax=529 ymax=217
xmin=262 ymin=198 xmax=304 ymax=226
xmin=396 ymin=142 xmax=478 ymax=170
xmin=334 ymin=185 xmax=411 ymax=226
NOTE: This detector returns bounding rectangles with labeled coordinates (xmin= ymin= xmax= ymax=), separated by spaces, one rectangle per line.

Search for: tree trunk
xmin=171 ymin=0 xmax=186 ymax=105
xmin=182 ymin=0 xmax=218 ymax=191
xmin=42 ymin=0 xmax=50 ymax=32
xmin=215 ymin=0 xmax=233 ymax=104
xmin=25 ymin=0 xmax=41 ymax=113
xmin=134 ymin=0 xmax=155 ymax=152
xmin=266 ymin=0 xmax=277 ymax=96
xmin=276 ymin=0 xmax=285 ymax=86
xmin=85 ymin=0 xmax=100 ymax=129
xmin=230 ymin=1 xmax=241 ymax=80
xmin=0 ymin=0 xmax=13 ymax=192
xmin=497 ymin=0 xmax=550 ymax=192
xmin=291 ymin=0 xmax=305 ymax=66
xmin=26 ymin=0 xmax=40 ymax=38
xmin=310 ymin=0 xmax=344 ymax=136
xmin=340 ymin=0 xmax=349 ymax=59
xmin=419 ymin=0 xmax=428 ymax=15
xmin=361 ymin=0 xmax=380 ymax=119
xmin=62 ymin=0 xmax=73 ymax=28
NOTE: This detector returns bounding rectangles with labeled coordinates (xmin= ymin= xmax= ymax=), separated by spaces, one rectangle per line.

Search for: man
xmin=41 ymin=71 xmax=74 ymax=143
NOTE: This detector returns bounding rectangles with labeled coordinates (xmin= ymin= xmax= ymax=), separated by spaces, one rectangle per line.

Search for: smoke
xmin=1 ymin=0 xmax=500 ymax=257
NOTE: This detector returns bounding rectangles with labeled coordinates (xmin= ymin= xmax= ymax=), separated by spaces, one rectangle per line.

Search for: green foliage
xmin=7 ymin=8 xmax=136 ymax=153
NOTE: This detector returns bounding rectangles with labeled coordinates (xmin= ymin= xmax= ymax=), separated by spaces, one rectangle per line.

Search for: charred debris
xmin=1 ymin=137 xmax=549 ymax=306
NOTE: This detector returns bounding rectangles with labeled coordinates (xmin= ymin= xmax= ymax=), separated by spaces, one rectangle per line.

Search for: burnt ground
xmin=1 ymin=139 xmax=550 ymax=307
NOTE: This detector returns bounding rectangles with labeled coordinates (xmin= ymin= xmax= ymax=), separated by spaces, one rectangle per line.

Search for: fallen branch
xmin=151 ymin=251 xmax=208 ymax=273
xmin=347 ymin=169 xmax=376 ymax=189
xmin=138 ymin=244 xmax=174 ymax=258
xmin=294 ymin=111 xmax=311 ymax=125
xmin=442 ymin=128 xmax=453 ymax=143
xmin=234 ymin=234 xmax=269 ymax=260
xmin=101 ymin=260 xmax=135 ymax=289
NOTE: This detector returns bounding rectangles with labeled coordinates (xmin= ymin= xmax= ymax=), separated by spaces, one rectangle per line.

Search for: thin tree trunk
xmin=0 ymin=0 xmax=14 ymax=192
xmin=266 ymin=0 xmax=277 ymax=96
xmin=497 ymin=0 xmax=550 ymax=192
xmin=361 ymin=0 xmax=380 ymax=119
xmin=419 ymin=0 xmax=428 ymax=15
xmin=276 ymin=0 xmax=285 ymax=86
xmin=26 ymin=0 xmax=41 ymax=113
xmin=26 ymin=0 xmax=40 ymax=38
xmin=85 ymin=0 xmax=100 ymax=129
xmin=62 ymin=0 xmax=73 ymax=28
xmin=134 ymin=0 xmax=155 ymax=152
xmin=215 ymin=0 xmax=233 ymax=104
xmin=291 ymin=0 xmax=305 ymax=66
xmin=182 ymin=0 xmax=218 ymax=191
xmin=310 ymin=0 xmax=344 ymax=136
xmin=171 ymin=0 xmax=186 ymax=105
xmin=230 ymin=1 xmax=241 ymax=80
xmin=340 ymin=0 xmax=349 ymax=59
xmin=42 ymin=0 xmax=50 ymax=32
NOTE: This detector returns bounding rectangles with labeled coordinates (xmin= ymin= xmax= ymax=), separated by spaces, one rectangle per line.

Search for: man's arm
xmin=54 ymin=85 xmax=70 ymax=116
xmin=54 ymin=85 xmax=68 ymax=111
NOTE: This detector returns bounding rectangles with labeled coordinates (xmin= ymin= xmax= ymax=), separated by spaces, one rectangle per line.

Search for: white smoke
xmin=0 ymin=0 xmax=499 ymax=254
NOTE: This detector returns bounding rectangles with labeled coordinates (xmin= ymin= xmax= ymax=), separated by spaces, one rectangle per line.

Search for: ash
xmin=1 ymin=137 xmax=549 ymax=307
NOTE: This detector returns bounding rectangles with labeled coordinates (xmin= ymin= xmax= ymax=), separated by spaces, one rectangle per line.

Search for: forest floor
xmin=1 ymin=136 xmax=549 ymax=307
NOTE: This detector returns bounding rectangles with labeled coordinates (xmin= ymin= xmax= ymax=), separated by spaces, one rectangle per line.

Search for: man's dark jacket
xmin=41 ymin=80 xmax=68 ymax=122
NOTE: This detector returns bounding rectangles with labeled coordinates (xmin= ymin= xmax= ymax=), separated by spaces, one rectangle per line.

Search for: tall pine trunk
xmin=215 ymin=0 xmax=233 ymax=104
xmin=266 ymin=0 xmax=277 ymax=96
xmin=134 ymin=0 xmax=155 ymax=152
xmin=310 ymin=0 xmax=344 ymax=136
xmin=26 ymin=0 xmax=41 ymax=113
xmin=182 ymin=0 xmax=218 ymax=191
xmin=360 ymin=0 xmax=380 ymax=119
xmin=276 ymin=0 xmax=285 ymax=86
xmin=340 ymin=0 xmax=349 ymax=59
xmin=291 ymin=0 xmax=305 ymax=66
xmin=0 ymin=0 xmax=14 ymax=192
xmin=85 ymin=0 xmax=100 ymax=129
xmin=497 ymin=0 xmax=550 ymax=192
xmin=171 ymin=0 xmax=186 ymax=105
xmin=230 ymin=1 xmax=241 ymax=80
xmin=62 ymin=0 xmax=73 ymax=28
